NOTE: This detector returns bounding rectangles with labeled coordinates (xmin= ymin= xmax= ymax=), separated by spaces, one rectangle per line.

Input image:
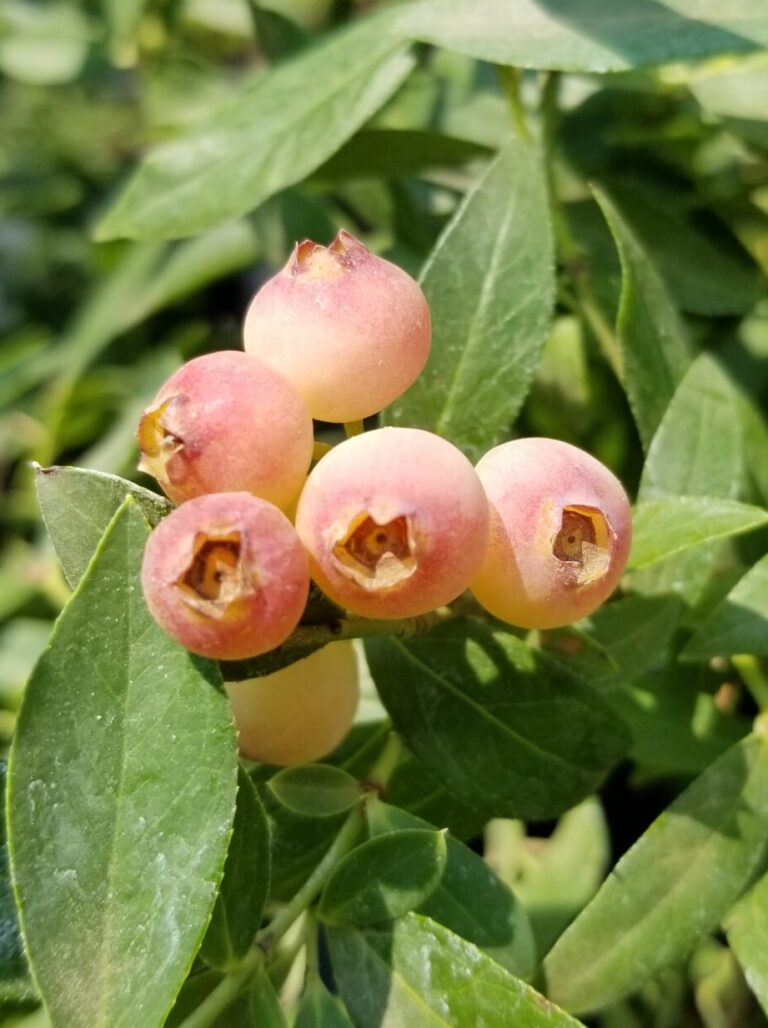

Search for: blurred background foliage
xmin=1 ymin=1 xmax=768 ymax=1024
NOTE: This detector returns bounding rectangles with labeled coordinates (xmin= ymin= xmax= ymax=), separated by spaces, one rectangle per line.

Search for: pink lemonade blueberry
xmin=295 ymin=427 xmax=490 ymax=619
xmin=142 ymin=492 xmax=309 ymax=660
xmin=225 ymin=642 xmax=360 ymax=766
xmin=243 ymin=230 xmax=431 ymax=422
xmin=470 ymin=437 xmax=632 ymax=629
xmin=137 ymin=350 xmax=313 ymax=510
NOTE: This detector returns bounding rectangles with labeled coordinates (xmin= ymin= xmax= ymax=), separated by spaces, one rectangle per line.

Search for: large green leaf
xmin=682 ymin=552 xmax=768 ymax=661
xmin=631 ymin=354 xmax=750 ymax=602
xmin=328 ymin=913 xmax=583 ymax=1027
xmin=629 ymin=497 xmax=768 ymax=569
xmin=35 ymin=464 xmax=172 ymax=589
xmin=725 ymin=866 xmax=768 ymax=1016
xmin=594 ymin=188 xmax=691 ymax=450
xmin=606 ymin=666 xmax=745 ymax=774
xmin=96 ymin=14 xmax=415 ymax=240
xmin=385 ymin=140 xmax=555 ymax=461
xmin=314 ymin=128 xmax=491 ymax=181
xmin=201 ymin=770 xmax=270 ymax=971
xmin=368 ymin=799 xmax=536 ymax=978
xmin=365 ymin=621 xmax=629 ymax=820
xmin=7 ymin=500 xmax=238 ymax=1028
xmin=540 ymin=594 xmax=682 ymax=691
xmin=0 ymin=763 xmax=36 ymax=1004
xmin=396 ymin=0 xmax=768 ymax=72
xmin=318 ymin=829 xmax=447 ymax=926
xmin=544 ymin=733 xmax=768 ymax=1014
xmin=639 ymin=354 xmax=746 ymax=502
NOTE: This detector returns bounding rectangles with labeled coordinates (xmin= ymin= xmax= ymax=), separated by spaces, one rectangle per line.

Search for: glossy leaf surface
xmin=8 ymin=500 xmax=238 ymax=1027
xmin=545 ymin=734 xmax=768 ymax=1014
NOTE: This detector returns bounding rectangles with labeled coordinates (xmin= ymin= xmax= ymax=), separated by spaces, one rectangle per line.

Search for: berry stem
xmin=221 ymin=608 xmax=455 ymax=681
xmin=312 ymin=440 xmax=333 ymax=461
xmin=343 ymin=419 xmax=365 ymax=438
xmin=179 ymin=808 xmax=363 ymax=1028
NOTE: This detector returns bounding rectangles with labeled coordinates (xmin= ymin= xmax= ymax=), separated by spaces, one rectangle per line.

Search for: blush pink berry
xmin=141 ymin=492 xmax=309 ymax=660
xmin=295 ymin=427 xmax=489 ymax=619
xmin=470 ymin=438 xmax=632 ymax=629
xmin=242 ymin=230 xmax=431 ymax=422
xmin=137 ymin=350 xmax=313 ymax=510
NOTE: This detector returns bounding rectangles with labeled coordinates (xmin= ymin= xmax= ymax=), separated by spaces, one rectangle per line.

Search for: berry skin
xmin=242 ymin=230 xmax=431 ymax=423
xmin=137 ymin=350 xmax=313 ymax=510
xmin=141 ymin=492 xmax=309 ymax=661
xmin=295 ymin=427 xmax=490 ymax=619
xmin=225 ymin=642 xmax=359 ymax=766
xmin=470 ymin=438 xmax=632 ymax=629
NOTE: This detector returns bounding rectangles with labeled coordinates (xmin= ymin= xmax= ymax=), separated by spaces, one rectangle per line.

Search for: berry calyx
xmin=137 ymin=350 xmax=313 ymax=510
xmin=141 ymin=492 xmax=309 ymax=660
xmin=242 ymin=230 xmax=431 ymax=422
xmin=295 ymin=427 xmax=489 ymax=618
xmin=470 ymin=438 xmax=632 ymax=629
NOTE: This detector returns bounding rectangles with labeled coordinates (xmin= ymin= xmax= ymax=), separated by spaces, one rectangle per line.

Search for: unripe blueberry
xmin=141 ymin=492 xmax=309 ymax=660
xmin=242 ymin=230 xmax=431 ymax=422
xmin=295 ymin=427 xmax=489 ymax=619
xmin=137 ymin=350 xmax=313 ymax=510
xmin=470 ymin=438 xmax=632 ymax=629
xmin=225 ymin=642 xmax=359 ymax=766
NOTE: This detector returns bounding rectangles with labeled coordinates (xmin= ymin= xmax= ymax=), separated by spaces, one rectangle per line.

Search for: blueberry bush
xmin=2 ymin=2 xmax=768 ymax=1026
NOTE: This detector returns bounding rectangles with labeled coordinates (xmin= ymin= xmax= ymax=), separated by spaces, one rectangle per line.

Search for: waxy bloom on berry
xmin=137 ymin=350 xmax=313 ymax=510
xmin=470 ymin=438 xmax=632 ymax=629
xmin=141 ymin=492 xmax=309 ymax=660
xmin=295 ymin=427 xmax=489 ymax=619
xmin=243 ymin=230 xmax=431 ymax=422
xmin=225 ymin=642 xmax=360 ymax=766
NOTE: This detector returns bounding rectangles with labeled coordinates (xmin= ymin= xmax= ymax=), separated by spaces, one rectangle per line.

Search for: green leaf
xmin=540 ymin=594 xmax=683 ymax=690
xmin=606 ymin=665 xmax=746 ymax=774
xmin=631 ymin=354 xmax=751 ymax=602
xmin=629 ymin=497 xmax=768 ymax=570
xmin=725 ymin=866 xmax=768 ymax=1016
xmin=201 ymin=770 xmax=270 ymax=970
xmin=396 ymin=0 xmax=768 ymax=72
xmin=598 ymin=181 xmax=761 ymax=317
xmin=35 ymin=464 xmax=172 ymax=589
xmin=318 ymin=829 xmax=447 ymax=926
xmin=314 ymin=129 xmax=490 ymax=181
xmin=0 ymin=763 xmax=36 ymax=1004
xmin=367 ymin=799 xmax=536 ymax=978
xmin=385 ymin=139 xmax=555 ymax=461
xmin=96 ymin=14 xmax=415 ymax=240
xmin=594 ymin=188 xmax=691 ymax=450
xmin=295 ymin=978 xmax=353 ymax=1028
xmin=268 ymin=765 xmax=362 ymax=818
xmin=683 ymin=552 xmax=768 ymax=661
xmin=485 ymin=800 xmax=609 ymax=957
xmin=639 ymin=354 xmax=747 ymax=502
xmin=366 ymin=621 xmax=629 ymax=820
xmin=7 ymin=500 xmax=238 ymax=1028
xmin=328 ymin=912 xmax=583 ymax=1027
xmin=544 ymin=733 xmax=768 ymax=1014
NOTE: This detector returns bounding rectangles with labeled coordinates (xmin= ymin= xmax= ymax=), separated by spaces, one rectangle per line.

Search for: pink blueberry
xmin=470 ymin=438 xmax=632 ymax=629
xmin=142 ymin=492 xmax=309 ymax=660
xmin=242 ymin=230 xmax=431 ymax=422
xmin=295 ymin=427 xmax=490 ymax=619
xmin=137 ymin=350 xmax=313 ymax=510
